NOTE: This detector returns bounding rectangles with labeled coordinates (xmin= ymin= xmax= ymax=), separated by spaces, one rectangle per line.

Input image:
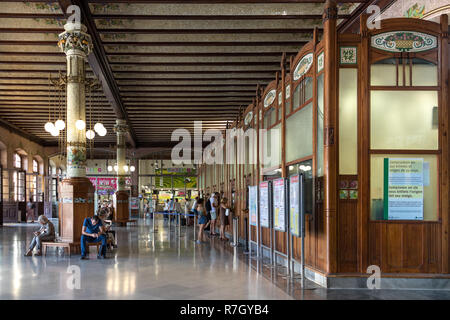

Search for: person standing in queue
xmin=204 ymin=193 xmax=211 ymax=232
xmin=208 ymin=193 xmax=219 ymax=236
xmin=196 ymin=198 xmax=207 ymax=244
xmin=219 ymin=197 xmax=230 ymax=241
xmin=163 ymin=199 xmax=170 ymax=221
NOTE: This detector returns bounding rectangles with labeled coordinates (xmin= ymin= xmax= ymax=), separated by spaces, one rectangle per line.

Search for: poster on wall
xmin=289 ymin=174 xmax=300 ymax=237
xmin=249 ymin=185 xmax=258 ymax=227
xmin=259 ymin=181 xmax=270 ymax=228
xmin=383 ymin=158 xmax=424 ymax=220
xmin=273 ymin=178 xmax=286 ymax=232
xmin=129 ymin=197 xmax=139 ymax=210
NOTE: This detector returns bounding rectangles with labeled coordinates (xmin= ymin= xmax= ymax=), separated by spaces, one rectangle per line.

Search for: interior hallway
xmin=1 ymin=218 xmax=450 ymax=300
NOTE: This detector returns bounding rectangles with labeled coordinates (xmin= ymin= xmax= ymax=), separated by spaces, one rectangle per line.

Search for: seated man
xmin=80 ymin=215 xmax=107 ymax=260
xmin=24 ymin=215 xmax=55 ymax=256
xmin=98 ymin=209 xmax=117 ymax=249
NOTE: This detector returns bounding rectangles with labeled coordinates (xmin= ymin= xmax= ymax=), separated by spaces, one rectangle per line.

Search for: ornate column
xmin=322 ymin=0 xmax=338 ymax=274
xmin=57 ymin=22 xmax=94 ymax=250
xmin=114 ymin=119 xmax=129 ymax=224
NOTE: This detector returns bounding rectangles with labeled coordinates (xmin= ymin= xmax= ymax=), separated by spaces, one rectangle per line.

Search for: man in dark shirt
xmin=80 ymin=215 xmax=107 ymax=260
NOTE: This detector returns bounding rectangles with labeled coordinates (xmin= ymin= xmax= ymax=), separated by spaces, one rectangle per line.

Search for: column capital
xmin=322 ymin=0 xmax=338 ymax=23
xmin=57 ymin=23 xmax=93 ymax=59
xmin=114 ymin=119 xmax=129 ymax=134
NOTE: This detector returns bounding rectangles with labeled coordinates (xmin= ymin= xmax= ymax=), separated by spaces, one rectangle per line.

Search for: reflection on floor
xmin=0 ymin=218 xmax=449 ymax=300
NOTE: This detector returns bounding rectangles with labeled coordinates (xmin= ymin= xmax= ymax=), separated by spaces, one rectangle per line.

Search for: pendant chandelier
xmin=45 ymin=72 xmax=107 ymax=139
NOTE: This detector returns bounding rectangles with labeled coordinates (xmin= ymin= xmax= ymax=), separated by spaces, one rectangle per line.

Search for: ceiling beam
xmin=58 ymin=0 xmax=138 ymax=148
xmin=91 ymin=14 xmax=350 ymax=20
xmin=0 ymin=27 xmax=322 ymax=34
xmin=87 ymin=0 xmax=363 ymax=3
xmin=0 ymin=118 xmax=48 ymax=146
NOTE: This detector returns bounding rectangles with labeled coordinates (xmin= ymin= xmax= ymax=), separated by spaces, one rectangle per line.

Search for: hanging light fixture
xmin=94 ymin=122 xmax=104 ymax=134
xmin=45 ymin=121 xmax=55 ymax=133
xmin=45 ymin=75 xmax=57 ymax=134
xmin=86 ymin=129 xmax=95 ymax=140
xmin=94 ymin=90 xmax=107 ymax=136
xmin=130 ymin=165 xmax=135 ymax=172
xmin=97 ymin=126 xmax=107 ymax=136
xmin=108 ymin=165 xmax=113 ymax=172
xmin=114 ymin=164 xmax=118 ymax=172
xmin=55 ymin=119 xmax=65 ymax=131
xmin=123 ymin=165 xmax=129 ymax=172
xmin=75 ymin=119 xmax=85 ymax=130
xmin=50 ymin=127 xmax=59 ymax=137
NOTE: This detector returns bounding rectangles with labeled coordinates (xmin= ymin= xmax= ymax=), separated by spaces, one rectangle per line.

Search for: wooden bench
xmin=42 ymin=239 xmax=114 ymax=257
xmin=42 ymin=241 xmax=72 ymax=257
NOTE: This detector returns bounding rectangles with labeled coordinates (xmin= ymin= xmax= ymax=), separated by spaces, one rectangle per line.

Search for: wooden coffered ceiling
xmin=0 ymin=0 xmax=367 ymax=150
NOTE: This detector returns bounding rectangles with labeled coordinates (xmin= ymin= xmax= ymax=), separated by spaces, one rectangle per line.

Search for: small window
xmin=14 ymin=153 xmax=21 ymax=169
xmin=33 ymin=159 xmax=39 ymax=173
xmin=371 ymin=58 xmax=437 ymax=86
xmin=292 ymin=77 xmax=313 ymax=111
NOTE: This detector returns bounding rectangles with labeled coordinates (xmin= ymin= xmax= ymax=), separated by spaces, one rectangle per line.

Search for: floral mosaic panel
xmin=340 ymin=46 xmax=357 ymax=64
xmin=371 ymin=31 xmax=437 ymax=53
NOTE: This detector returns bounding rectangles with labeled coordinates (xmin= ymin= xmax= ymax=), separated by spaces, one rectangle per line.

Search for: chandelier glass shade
xmin=50 ymin=127 xmax=59 ymax=136
xmin=86 ymin=129 xmax=95 ymax=140
xmin=55 ymin=119 xmax=65 ymax=131
xmin=75 ymin=119 xmax=86 ymax=130
xmin=44 ymin=121 xmax=55 ymax=133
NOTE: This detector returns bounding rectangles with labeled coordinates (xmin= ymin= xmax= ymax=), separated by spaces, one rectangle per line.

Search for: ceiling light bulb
xmin=98 ymin=127 xmax=107 ymax=136
xmin=94 ymin=122 xmax=103 ymax=133
xmin=50 ymin=127 xmax=59 ymax=137
xmin=130 ymin=165 xmax=135 ymax=172
xmin=55 ymin=119 xmax=65 ymax=131
xmin=44 ymin=122 xmax=55 ymax=133
xmin=123 ymin=165 xmax=129 ymax=172
xmin=75 ymin=119 xmax=85 ymax=130
xmin=114 ymin=165 xmax=118 ymax=172
xmin=107 ymin=165 xmax=113 ymax=172
xmin=86 ymin=129 xmax=95 ymax=140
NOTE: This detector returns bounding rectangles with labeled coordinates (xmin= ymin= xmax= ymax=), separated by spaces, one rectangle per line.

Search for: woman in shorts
xmin=196 ymin=198 xmax=208 ymax=244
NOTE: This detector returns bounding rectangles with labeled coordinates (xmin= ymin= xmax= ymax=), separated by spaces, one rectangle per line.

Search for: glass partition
xmin=371 ymin=58 xmax=438 ymax=87
xmin=370 ymin=90 xmax=438 ymax=150
xmin=339 ymin=68 xmax=358 ymax=174
xmin=316 ymin=73 xmax=324 ymax=177
xmin=286 ymin=102 xmax=313 ymax=163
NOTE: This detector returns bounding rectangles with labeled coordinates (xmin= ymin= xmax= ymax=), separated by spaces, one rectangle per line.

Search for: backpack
xmin=205 ymin=198 xmax=212 ymax=212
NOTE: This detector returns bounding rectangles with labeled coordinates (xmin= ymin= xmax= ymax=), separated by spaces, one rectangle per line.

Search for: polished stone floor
xmin=1 ymin=218 xmax=450 ymax=300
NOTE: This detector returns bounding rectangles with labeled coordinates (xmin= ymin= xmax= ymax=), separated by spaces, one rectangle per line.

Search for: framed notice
xmin=289 ymin=175 xmax=300 ymax=237
xmin=129 ymin=197 xmax=139 ymax=210
xmin=383 ymin=158 xmax=424 ymax=220
xmin=249 ymin=185 xmax=258 ymax=227
xmin=273 ymin=178 xmax=286 ymax=232
xmin=259 ymin=181 xmax=270 ymax=228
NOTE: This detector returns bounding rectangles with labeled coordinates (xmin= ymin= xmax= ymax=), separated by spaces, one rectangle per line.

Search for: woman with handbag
xmin=219 ymin=197 xmax=230 ymax=241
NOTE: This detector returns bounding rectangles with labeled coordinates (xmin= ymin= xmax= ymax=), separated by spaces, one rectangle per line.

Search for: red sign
xmin=89 ymin=177 xmax=132 ymax=191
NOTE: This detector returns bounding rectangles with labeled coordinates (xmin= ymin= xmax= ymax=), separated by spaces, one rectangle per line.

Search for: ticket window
xmin=369 ymin=58 xmax=439 ymax=221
